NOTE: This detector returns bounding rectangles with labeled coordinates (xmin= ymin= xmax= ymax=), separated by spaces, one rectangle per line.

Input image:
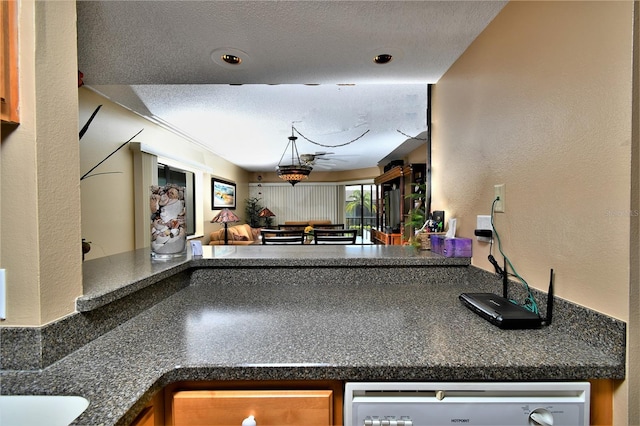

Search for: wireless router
xmin=459 ymin=260 xmax=554 ymax=330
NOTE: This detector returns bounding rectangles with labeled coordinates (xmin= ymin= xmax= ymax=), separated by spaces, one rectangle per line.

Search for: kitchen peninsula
xmin=0 ymin=246 xmax=625 ymax=425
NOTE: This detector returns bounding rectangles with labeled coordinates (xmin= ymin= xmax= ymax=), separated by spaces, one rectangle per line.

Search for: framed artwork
xmin=212 ymin=178 xmax=236 ymax=209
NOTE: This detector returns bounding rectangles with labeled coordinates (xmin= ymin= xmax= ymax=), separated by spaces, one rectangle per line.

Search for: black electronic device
xmin=384 ymin=160 xmax=404 ymax=172
xmin=474 ymin=229 xmax=493 ymax=238
xmin=459 ymin=292 xmax=543 ymax=329
xmin=459 ymin=266 xmax=554 ymax=330
xmin=432 ymin=210 xmax=445 ymax=231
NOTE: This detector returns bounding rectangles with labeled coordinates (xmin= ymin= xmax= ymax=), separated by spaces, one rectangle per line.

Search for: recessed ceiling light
xmin=221 ymin=54 xmax=242 ymax=65
xmin=211 ymin=48 xmax=250 ymax=69
xmin=374 ymin=54 xmax=393 ymax=64
xmin=366 ymin=47 xmax=404 ymax=68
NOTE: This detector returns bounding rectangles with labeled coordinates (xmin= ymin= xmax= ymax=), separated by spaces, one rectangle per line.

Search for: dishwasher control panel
xmin=345 ymin=382 xmax=590 ymax=426
xmin=363 ymin=416 xmax=413 ymax=426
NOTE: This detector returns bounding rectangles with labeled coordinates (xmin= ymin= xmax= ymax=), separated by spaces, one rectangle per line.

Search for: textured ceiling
xmin=77 ymin=1 xmax=507 ymax=172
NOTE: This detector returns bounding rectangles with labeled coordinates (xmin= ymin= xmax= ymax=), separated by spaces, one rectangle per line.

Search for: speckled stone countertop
xmin=0 ymin=246 xmax=625 ymax=425
xmin=77 ymin=245 xmax=470 ymax=312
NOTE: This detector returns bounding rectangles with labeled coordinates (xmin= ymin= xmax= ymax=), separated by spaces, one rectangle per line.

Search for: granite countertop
xmin=77 ymin=245 xmax=470 ymax=312
xmin=0 ymin=246 xmax=625 ymax=425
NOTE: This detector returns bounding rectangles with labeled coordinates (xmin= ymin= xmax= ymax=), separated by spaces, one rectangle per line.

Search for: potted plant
xmin=244 ymin=197 xmax=264 ymax=228
xmin=404 ymin=184 xmax=429 ymax=249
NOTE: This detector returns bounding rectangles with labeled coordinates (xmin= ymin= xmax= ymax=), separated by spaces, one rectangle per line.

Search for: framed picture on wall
xmin=212 ymin=178 xmax=236 ymax=209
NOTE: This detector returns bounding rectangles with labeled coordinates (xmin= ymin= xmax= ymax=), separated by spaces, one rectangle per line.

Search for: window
xmin=158 ymin=163 xmax=195 ymax=236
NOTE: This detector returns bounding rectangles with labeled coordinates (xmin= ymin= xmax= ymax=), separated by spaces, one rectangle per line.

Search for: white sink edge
xmin=0 ymin=395 xmax=89 ymax=426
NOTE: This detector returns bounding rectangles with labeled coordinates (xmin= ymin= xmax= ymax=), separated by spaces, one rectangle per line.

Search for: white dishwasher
xmin=344 ymin=382 xmax=590 ymax=426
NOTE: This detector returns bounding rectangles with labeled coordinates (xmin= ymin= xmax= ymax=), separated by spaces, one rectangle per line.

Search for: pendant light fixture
xmin=276 ymin=127 xmax=312 ymax=186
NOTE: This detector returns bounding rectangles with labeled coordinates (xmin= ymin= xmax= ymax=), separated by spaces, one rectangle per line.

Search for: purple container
xmin=443 ymin=237 xmax=473 ymax=258
xmin=430 ymin=234 xmax=446 ymax=255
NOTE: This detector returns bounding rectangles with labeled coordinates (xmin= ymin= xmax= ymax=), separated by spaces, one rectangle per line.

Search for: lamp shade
xmin=277 ymin=130 xmax=312 ymax=186
xmin=211 ymin=208 xmax=240 ymax=245
xmin=258 ymin=207 xmax=276 ymax=218
xmin=277 ymin=164 xmax=311 ymax=186
xmin=211 ymin=208 xmax=240 ymax=223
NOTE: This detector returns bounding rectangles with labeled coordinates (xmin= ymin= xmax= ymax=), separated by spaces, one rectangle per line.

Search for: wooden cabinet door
xmin=1 ymin=0 xmax=19 ymax=124
xmin=129 ymin=406 xmax=154 ymax=426
xmin=172 ymin=390 xmax=333 ymax=426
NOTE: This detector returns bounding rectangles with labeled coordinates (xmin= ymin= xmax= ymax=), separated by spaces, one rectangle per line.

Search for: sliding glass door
xmin=345 ymin=184 xmax=376 ymax=244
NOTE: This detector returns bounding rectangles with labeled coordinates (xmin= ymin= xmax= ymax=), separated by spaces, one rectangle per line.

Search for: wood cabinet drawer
xmin=172 ymin=389 xmax=333 ymax=426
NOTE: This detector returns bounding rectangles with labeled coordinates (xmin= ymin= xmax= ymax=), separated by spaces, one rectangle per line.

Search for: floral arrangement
xmin=304 ymin=226 xmax=314 ymax=241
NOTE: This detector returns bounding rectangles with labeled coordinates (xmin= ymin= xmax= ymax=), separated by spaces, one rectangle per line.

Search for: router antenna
xmin=502 ymin=256 xmax=508 ymax=299
xmin=544 ymin=268 xmax=554 ymax=326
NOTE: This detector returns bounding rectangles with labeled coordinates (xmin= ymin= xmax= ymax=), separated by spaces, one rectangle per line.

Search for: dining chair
xmin=313 ymin=229 xmax=357 ymax=244
xmin=261 ymin=229 xmax=305 ymax=244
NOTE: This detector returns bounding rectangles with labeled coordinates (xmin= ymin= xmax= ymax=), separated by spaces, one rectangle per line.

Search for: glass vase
xmin=150 ymin=184 xmax=187 ymax=258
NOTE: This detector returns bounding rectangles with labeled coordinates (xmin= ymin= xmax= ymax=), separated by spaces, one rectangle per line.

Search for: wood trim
xmin=374 ymin=166 xmax=403 ymax=185
xmin=0 ymin=0 xmax=6 ymax=107
xmin=589 ymin=379 xmax=614 ymax=426
xmin=371 ymin=228 xmax=402 ymax=245
xmin=1 ymin=0 xmax=19 ymax=124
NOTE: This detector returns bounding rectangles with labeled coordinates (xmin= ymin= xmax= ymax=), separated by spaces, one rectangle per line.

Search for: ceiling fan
xmin=300 ymin=152 xmax=347 ymax=170
xmin=300 ymin=152 xmax=334 ymax=165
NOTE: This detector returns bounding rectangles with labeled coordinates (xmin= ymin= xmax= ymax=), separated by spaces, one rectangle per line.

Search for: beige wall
xmin=79 ymin=88 xmax=251 ymax=260
xmin=1 ymin=1 xmax=82 ymax=326
xmin=431 ymin=1 xmax=633 ymax=423
xmin=404 ymin=143 xmax=428 ymax=167
xmin=433 ymin=0 xmax=632 ymax=319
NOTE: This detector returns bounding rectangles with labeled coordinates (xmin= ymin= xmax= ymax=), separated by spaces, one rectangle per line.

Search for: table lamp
xmin=258 ymin=207 xmax=276 ymax=227
xmin=211 ymin=208 xmax=240 ymax=245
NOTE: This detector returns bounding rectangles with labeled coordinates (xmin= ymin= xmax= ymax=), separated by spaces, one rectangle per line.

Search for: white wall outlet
xmin=476 ymin=215 xmax=492 ymax=242
xmin=494 ymin=184 xmax=505 ymax=213
xmin=0 ymin=269 xmax=6 ymax=320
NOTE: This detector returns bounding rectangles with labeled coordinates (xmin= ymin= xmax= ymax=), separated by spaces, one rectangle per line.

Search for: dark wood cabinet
xmin=372 ymin=163 xmax=426 ymax=245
